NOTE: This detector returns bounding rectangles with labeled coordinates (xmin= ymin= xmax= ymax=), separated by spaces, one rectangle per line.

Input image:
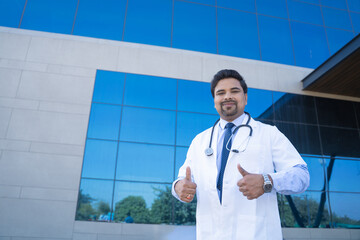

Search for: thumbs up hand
xmin=175 ymin=166 xmax=197 ymax=203
xmin=237 ymin=164 xmax=266 ymax=200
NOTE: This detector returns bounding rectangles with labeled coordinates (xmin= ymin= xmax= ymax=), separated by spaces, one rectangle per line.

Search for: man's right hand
xmin=174 ymin=166 xmax=197 ymax=203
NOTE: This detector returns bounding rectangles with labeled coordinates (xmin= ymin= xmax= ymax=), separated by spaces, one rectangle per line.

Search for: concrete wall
xmin=0 ymin=26 xmax=359 ymax=239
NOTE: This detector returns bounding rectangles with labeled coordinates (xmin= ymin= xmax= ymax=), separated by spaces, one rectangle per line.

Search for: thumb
xmin=237 ymin=164 xmax=249 ymax=177
xmin=185 ymin=166 xmax=192 ymax=181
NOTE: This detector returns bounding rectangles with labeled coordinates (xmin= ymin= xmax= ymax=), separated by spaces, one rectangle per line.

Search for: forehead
xmin=215 ymin=78 xmax=242 ymax=90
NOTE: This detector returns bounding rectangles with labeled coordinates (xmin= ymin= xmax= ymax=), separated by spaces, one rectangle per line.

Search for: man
xmin=172 ymin=69 xmax=309 ymax=240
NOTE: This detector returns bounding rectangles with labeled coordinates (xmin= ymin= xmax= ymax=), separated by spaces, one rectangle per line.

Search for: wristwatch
xmin=263 ymin=174 xmax=273 ymax=193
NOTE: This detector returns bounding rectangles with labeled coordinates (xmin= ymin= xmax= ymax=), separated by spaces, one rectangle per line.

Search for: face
xmin=214 ymin=78 xmax=247 ymax=122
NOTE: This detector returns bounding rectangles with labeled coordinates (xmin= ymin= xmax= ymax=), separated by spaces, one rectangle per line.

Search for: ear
xmin=244 ymin=93 xmax=248 ymax=105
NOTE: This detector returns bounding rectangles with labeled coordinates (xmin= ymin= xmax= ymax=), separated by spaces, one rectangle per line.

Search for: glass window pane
xmin=300 ymin=0 xmax=319 ymax=4
xmin=76 ymin=179 xmax=114 ymax=222
xmin=326 ymin=28 xmax=354 ymax=55
xmin=246 ymin=88 xmax=273 ymax=120
xmin=258 ymin=16 xmax=294 ymax=65
xmin=288 ymin=0 xmax=323 ymax=25
xmin=113 ymin=182 xmax=172 ymax=224
xmin=177 ymin=80 xmax=217 ymax=114
xmin=82 ymin=139 xmax=118 ymax=179
xmin=0 ymin=0 xmax=25 ymax=28
xmin=275 ymin=122 xmax=322 ymax=155
xmin=73 ymin=0 xmax=126 ymax=40
xmin=123 ymin=0 xmax=172 ymax=47
xmin=327 ymin=158 xmax=360 ymax=192
xmin=175 ymin=146 xmax=189 ymax=179
xmin=330 ymin=192 xmax=360 ymax=228
xmin=315 ymin=97 xmax=357 ymax=128
xmin=355 ymin=102 xmax=360 ymax=128
xmin=20 ymin=0 xmax=77 ymax=34
xmin=173 ymin=1 xmax=216 ymax=53
xmin=87 ymin=103 xmax=121 ymax=140
xmin=189 ymin=0 xmax=215 ymax=5
xmin=124 ymin=74 xmax=177 ymax=110
xmin=116 ymin=142 xmax=174 ymax=182
xmin=322 ymin=7 xmax=352 ymax=31
xmin=217 ymin=0 xmax=255 ymax=12
xmin=321 ymin=0 xmax=347 ymax=9
xmin=256 ymin=0 xmax=287 ymax=18
xmin=273 ymin=92 xmax=317 ymax=124
xmin=278 ymin=191 xmax=330 ymax=228
xmin=303 ymin=156 xmax=326 ymax=191
xmin=218 ymin=8 xmax=260 ymax=59
xmin=120 ymin=107 xmax=176 ymax=145
xmin=350 ymin=12 xmax=360 ymax=33
xmin=93 ymin=70 xmax=125 ymax=104
xmin=320 ymin=127 xmax=360 ymax=158
xmin=348 ymin=0 xmax=360 ymax=12
xmin=291 ymin=21 xmax=330 ymax=68
xmin=176 ymin=112 xmax=218 ymax=147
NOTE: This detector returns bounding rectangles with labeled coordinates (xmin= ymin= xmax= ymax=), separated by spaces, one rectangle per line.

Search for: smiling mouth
xmin=221 ymin=101 xmax=236 ymax=107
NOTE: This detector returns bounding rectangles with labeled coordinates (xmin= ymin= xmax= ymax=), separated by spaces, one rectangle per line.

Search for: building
xmin=0 ymin=0 xmax=359 ymax=239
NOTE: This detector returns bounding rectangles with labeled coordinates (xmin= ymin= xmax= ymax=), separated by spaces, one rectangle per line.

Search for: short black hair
xmin=210 ymin=69 xmax=247 ymax=97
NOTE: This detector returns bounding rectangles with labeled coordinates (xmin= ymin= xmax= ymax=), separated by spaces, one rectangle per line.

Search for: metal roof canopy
xmin=302 ymin=34 xmax=360 ymax=98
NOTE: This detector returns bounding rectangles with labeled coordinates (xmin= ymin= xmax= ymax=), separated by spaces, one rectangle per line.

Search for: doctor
xmin=172 ymin=69 xmax=309 ymax=240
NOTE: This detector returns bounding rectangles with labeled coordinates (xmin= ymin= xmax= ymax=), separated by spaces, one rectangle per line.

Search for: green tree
xmin=114 ymin=196 xmax=150 ymax=223
xmin=75 ymin=190 xmax=96 ymax=221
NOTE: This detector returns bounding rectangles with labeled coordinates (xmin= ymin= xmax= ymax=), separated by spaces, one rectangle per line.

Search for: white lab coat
xmin=176 ymin=117 xmax=306 ymax=240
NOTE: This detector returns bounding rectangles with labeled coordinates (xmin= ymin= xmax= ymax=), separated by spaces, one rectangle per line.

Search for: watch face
xmin=264 ymin=184 xmax=272 ymax=193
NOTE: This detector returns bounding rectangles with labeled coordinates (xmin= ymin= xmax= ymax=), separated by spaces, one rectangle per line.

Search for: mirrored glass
xmin=173 ymin=1 xmax=216 ymax=53
xmin=246 ymin=88 xmax=273 ymax=120
xmin=326 ymin=158 xmax=360 ymax=192
xmin=303 ymin=156 xmax=326 ymax=191
xmin=326 ymin=28 xmax=355 ymax=55
xmin=73 ymin=0 xmax=126 ymax=40
xmin=273 ymin=92 xmax=317 ymax=124
xmin=299 ymin=0 xmax=319 ymax=4
xmin=176 ymin=112 xmax=218 ymax=147
xmin=258 ymin=16 xmax=294 ymax=65
xmin=218 ymin=8 xmax=260 ymax=59
xmin=92 ymin=70 xmax=125 ymax=104
xmin=256 ymin=0 xmax=287 ymax=18
xmin=288 ymin=0 xmax=323 ymax=25
xmin=321 ymin=0 xmax=347 ymax=10
xmin=123 ymin=0 xmax=172 ymax=47
xmin=320 ymin=127 xmax=360 ymax=158
xmin=113 ymin=182 xmax=172 ymax=224
xmin=291 ymin=21 xmax=330 ymax=68
xmin=120 ymin=107 xmax=176 ymax=145
xmin=330 ymin=192 xmax=360 ymax=228
xmin=355 ymin=102 xmax=360 ymax=128
xmin=322 ymin=7 xmax=352 ymax=31
xmin=0 ymin=0 xmax=25 ymax=28
xmin=278 ymin=191 xmax=330 ymax=228
xmin=175 ymin=146 xmax=189 ymax=179
xmin=82 ymin=139 xmax=118 ymax=179
xmin=20 ymin=0 xmax=77 ymax=34
xmin=217 ymin=0 xmax=255 ymax=12
xmin=315 ymin=97 xmax=357 ymax=128
xmin=87 ymin=103 xmax=121 ymax=140
xmin=124 ymin=74 xmax=177 ymax=110
xmin=174 ymin=193 xmax=197 ymax=225
xmin=275 ymin=122 xmax=321 ymax=155
xmin=348 ymin=0 xmax=360 ymax=12
xmin=185 ymin=0 xmax=215 ymax=6
xmin=116 ymin=142 xmax=174 ymax=183
xmin=350 ymin=12 xmax=360 ymax=33
xmin=76 ymin=179 xmax=114 ymax=222
xmin=177 ymin=80 xmax=217 ymax=114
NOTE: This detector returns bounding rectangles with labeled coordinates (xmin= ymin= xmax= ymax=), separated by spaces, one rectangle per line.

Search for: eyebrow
xmin=215 ymin=87 xmax=241 ymax=93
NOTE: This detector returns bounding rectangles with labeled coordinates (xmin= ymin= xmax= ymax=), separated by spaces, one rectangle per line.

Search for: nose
xmin=224 ymin=91 xmax=233 ymax=99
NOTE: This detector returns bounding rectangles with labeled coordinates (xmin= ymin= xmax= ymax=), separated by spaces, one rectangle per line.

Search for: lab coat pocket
xmin=235 ymin=214 xmax=266 ymax=240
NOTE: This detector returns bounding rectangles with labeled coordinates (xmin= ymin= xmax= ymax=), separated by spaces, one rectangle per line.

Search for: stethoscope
xmin=204 ymin=112 xmax=253 ymax=156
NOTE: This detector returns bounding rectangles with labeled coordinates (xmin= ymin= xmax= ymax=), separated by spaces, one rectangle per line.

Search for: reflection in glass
xmin=0 ymin=0 xmax=25 ymax=28
xmin=175 ymin=147 xmax=189 ymax=179
xmin=176 ymin=112 xmax=218 ymax=146
xmin=177 ymin=80 xmax=217 ymax=114
xmin=246 ymin=88 xmax=273 ymax=119
xmin=76 ymin=179 xmax=114 ymax=222
xmin=302 ymin=156 xmax=326 ymax=191
xmin=120 ymin=106 xmax=176 ymax=145
xmin=82 ymin=139 xmax=118 ymax=179
xmin=113 ymin=182 xmax=173 ymax=224
xmin=92 ymin=70 xmax=125 ymax=104
xmin=87 ymin=103 xmax=121 ymax=140
xmin=327 ymin=158 xmax=360 ymax=192
xmin=278 ymin=191 xmax=330 ymax=228
xmin=116 ymin=142 xmax=174 ymax=182
xmin=330 ymin=192 xmax=360 ymax=228
xmin=124 ymin=74 xmax=177 ymax=110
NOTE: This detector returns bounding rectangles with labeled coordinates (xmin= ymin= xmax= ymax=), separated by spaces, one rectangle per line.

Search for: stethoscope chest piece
xmin=205 ymin=148 xmax=214 ymax=156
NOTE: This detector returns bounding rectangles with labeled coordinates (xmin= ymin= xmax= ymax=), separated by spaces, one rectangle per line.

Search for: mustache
xmin=221 ymin=100 xmax=236 ymax=106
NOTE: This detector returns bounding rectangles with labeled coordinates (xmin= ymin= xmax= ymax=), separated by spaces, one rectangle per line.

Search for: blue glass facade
xmin=1 ymin=0 xmax=359 ymax=68
xmin=76 ymin=70 xmax=360 ymax=228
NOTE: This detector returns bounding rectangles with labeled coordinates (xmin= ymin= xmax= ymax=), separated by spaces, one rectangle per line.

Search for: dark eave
xmin=302 ymin=34 xmax=360 ymax=98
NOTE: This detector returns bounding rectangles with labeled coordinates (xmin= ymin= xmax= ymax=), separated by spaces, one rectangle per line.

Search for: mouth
xmin=221 ymin=101 xmax=236 ymax=107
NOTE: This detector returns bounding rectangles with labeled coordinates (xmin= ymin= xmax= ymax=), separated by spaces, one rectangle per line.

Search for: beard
xmin=221 ymin=101 xmax=238 ymax=117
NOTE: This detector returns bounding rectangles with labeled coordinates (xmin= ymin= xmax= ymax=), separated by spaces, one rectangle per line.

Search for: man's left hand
xmin=237 ymin=164 xmax=264 ymax=200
